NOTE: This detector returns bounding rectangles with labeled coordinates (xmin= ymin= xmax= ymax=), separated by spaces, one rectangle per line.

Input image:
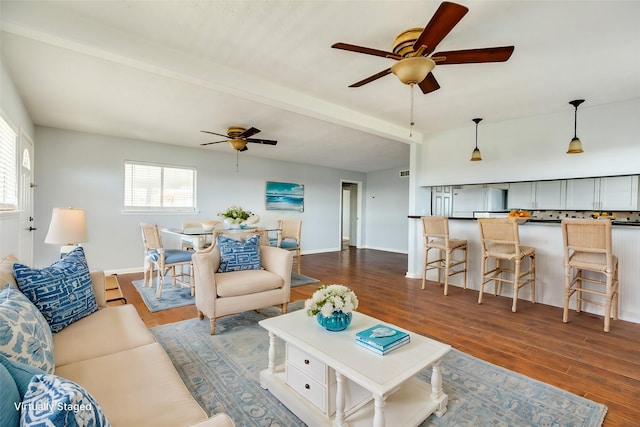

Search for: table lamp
xmin=44 ymin=207 xmax=88 ymax=257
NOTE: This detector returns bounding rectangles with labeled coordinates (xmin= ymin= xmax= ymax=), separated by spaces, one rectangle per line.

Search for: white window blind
xmin=124 ymin=161 xmax=196 ymax=212
xmin=0 ymin=115 xmax=17 ymax=210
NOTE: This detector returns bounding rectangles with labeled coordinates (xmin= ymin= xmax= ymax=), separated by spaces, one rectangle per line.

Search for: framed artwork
xmin=265 ymin=181 xmax=304 ymax=212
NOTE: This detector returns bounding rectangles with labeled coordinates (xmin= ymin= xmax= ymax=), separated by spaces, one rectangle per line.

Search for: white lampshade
xmin=45 ymin=207 xmax=88 ymax=245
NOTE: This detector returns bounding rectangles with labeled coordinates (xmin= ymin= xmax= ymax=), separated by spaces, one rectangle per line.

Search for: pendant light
xmin=470 ymin=118 xmax=483 ymax=161
xmin=567 ymin=99 xmax=585 ymax=154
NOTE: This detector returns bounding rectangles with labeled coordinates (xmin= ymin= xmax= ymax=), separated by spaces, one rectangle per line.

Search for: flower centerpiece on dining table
xmin=218 ymin=205 xmax=253 ymax=228
xmin=304 ymin=284 xmax=359 ymax=331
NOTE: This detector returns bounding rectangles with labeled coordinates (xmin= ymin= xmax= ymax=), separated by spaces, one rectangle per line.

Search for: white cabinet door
xmin=565 ymin=178 xmax=598 ymax=210
xmin=535 ymin=180 xmax=564 ymax=209
xmin=507 ymin=182 xmax=534 ymax=209
xmin=599 ymin=176 xmax=639 ymax=210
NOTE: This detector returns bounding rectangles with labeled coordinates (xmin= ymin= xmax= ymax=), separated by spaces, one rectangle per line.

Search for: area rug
xmin=134 ymin=273 xmax=319 ymax=312
xmin=150 ymin=306 xmax=607 ymax=426
xmin=132 ymin=278 xmax=195 ymax=313
xmin=291 ymin=273 xmax=319 ymax=287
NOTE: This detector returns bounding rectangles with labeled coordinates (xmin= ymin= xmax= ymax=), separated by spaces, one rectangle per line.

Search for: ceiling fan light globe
xmin=567 ymin=137 xmax=584 ymax=154
xmin=391 ymin=57 xmax=435 ymax=85
xmin=470 ymin=148 xmax=482 ymax=161
xmin=229 ymin=139 xmax=247 ymax=151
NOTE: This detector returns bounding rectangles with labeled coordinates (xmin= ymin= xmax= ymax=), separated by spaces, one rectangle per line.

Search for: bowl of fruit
xmin=508 ymin=210 xmax=531 ymax=224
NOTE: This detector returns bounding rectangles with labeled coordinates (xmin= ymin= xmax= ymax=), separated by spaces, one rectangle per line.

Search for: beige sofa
xmin=1 ymin=256 xmax=234 ymax=427
xmin=193 ymin=242 xmax=293 ymax=335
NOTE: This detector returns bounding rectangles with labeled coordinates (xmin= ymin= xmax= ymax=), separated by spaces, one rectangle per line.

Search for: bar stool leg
xmin=462 ymin=246 xmax=468 ymax=290
xmin=478 ymin=256 xmax=486 ymax=305
xmin=444 ymin=249 xmax=451 ymax=296
xmin=512 ymin=258 xmax=521 ymax=312
xmin=421 ymin=247 xmax=429 ymax=290
xmin=530 ymin=254 xmax=536 ymax=303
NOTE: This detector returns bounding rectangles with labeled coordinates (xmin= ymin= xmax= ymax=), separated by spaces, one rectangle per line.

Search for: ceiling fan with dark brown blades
xmin=200 ymin=126 xmax=277 ymax=152
xmin=331 ymin=1 xmax=514 ymax=94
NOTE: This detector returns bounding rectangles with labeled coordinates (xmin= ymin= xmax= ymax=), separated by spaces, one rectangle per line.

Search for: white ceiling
xmin=1 ymin=1 xmax=639 ymax=173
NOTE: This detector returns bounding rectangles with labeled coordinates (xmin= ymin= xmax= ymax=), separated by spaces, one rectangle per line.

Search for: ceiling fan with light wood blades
xmin=200 ymin=126 xmax=277 ymax=152
xmin=331 ymin=1 xmax=514 ymax=94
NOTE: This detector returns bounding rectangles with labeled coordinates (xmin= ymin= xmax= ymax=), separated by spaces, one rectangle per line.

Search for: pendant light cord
xmin=573 ymin=105 xmax=578 ymax=139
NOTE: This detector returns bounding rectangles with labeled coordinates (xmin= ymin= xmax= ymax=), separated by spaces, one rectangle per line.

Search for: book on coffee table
xmin=355 ymin=334 xmax=410 ymax=355
xmin=355 ymin=324 xmax=410 ymax=352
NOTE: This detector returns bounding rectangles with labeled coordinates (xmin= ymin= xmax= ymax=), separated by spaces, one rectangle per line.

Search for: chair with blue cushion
xmin=276 ymin=219 xmax=302 ymax=274
xmin=140 ymin=223 xmax=194 ymax=298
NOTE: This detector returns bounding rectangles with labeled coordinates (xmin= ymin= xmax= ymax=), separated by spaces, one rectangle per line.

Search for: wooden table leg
xmin=267 ymin=331 xmax=277 ymax=374
xmin=431 ymin=359 xmax=448 ymax=416
xmin=373 ymin=394 xmax=386 ymax=427
xmin=333 ymin=372 xmax=347 ymax=426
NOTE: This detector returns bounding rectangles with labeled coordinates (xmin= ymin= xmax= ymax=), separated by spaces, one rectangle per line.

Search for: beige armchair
xmin=192 ymin=239 xmax=293 ymax=335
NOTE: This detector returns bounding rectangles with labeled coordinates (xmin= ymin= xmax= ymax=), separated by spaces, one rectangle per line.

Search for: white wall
xmin=33 ymin=127 xmax=372 ymax=271
xmin=363 ymin=168 xmax=410 ymax=253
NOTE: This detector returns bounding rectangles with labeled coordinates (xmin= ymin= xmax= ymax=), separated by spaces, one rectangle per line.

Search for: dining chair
xmin=140 ymin=223 xmax=194 ymax=298
xmin=477 ymin=217 xmax=536 ymax=312
xmin=276 ymin=219 xmax=302 ymax=274
xmin=561 ymin=218 xmax=619 ymax=332
xmin=421 ymin=216 xmax=468 ymax=295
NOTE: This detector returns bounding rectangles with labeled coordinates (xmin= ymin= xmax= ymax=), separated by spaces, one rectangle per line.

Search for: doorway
xmin=340 ymin=181 xmax=361 ymax=250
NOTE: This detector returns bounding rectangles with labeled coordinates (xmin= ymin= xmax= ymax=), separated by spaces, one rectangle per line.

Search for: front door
xmin=18 ymin=131 xmax=35 ymax=265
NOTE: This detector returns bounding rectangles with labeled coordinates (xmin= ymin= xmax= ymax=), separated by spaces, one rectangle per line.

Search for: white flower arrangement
xmin=219 ymin=205 xmax=253 ymax=224
xmin=304 ymin=284 xmax=359 ymax=317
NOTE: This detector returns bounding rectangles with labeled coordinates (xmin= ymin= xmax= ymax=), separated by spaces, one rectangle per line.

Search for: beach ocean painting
xmin=265 ymin=181 xmax=304 ymax=212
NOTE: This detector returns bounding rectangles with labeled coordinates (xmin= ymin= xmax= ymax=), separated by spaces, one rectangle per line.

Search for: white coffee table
xmin=259 ymin=310 xmax=451 ymax=427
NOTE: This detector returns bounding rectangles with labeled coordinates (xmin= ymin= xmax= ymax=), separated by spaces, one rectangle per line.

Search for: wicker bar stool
xmin=561 ymin=218 xmax=619 ymax=332
xmin=477 ymin=217 xmax=536 ymax=312
xmin=421 ymin=216 xmax=468 ymax=295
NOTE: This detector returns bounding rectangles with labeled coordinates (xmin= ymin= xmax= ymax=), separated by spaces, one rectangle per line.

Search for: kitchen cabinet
xmin=508 ymin=180 xmax=564 ymax=209
xmin=565 ymin=176 xmax=638 ymax=210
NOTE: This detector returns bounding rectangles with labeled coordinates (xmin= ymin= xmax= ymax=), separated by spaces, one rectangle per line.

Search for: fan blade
xmin=240 ymin=145 xmax=248 ymax=152
xmin=413 ymin=2 xmax=469 ymax=55
xmin=332 ymin=42 xmax=401 ymax=60
xmin=433 ymin=46 xmax=515 ymax=64
xmin=200 ymin=140 xmax=227 ymax=146
xmin=239 ymin=127 xmax=260 ymax=138
xmin=418 ymin=72 xmax=440 ymax=94
xmin=201 ymin=130 xmax=230 ymax=138
xmin=246 ymin=138 xmax=278 ymax=145
xmin=349 ymin=68 xmax=392 ymax=88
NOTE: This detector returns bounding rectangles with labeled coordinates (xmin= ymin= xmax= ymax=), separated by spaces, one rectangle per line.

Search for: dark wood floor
xmin=115 ymin=248 xmax=640 ymax=427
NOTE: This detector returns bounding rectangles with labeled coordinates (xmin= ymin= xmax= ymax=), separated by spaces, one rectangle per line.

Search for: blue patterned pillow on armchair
xmin=13 ymin=247 xmax=98 ymax=333
xmin=217 ymin=234 xmax=262 ymax=273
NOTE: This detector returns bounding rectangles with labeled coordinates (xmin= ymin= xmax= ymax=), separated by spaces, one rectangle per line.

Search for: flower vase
xmin=316 ymin=311 xmax=352 ymax=331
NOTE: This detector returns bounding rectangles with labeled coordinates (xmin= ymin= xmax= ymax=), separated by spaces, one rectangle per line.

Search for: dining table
xmin=162 ymin=226 xmax=279 ymax=249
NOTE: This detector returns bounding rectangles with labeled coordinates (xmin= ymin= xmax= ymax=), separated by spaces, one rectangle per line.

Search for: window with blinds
xmin=0 ymin=114 xmax=18 ymax=210
xmin=124 ymin=161 xmax=196 ymax=212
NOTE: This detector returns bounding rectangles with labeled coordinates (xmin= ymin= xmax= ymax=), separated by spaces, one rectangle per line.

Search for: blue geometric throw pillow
xmin=13 ymin=247 xmax=98 ymax=333
xmin=0 ymin=285 xmax=55 ymax=373
xmin=217 ymin=234 xmax=262 ymax=273
xmin=20 ymin=374 xmax=110 ymax=427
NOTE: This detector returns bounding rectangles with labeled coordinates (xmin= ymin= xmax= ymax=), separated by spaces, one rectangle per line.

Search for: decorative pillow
xmin=0 ymin=359 xmax=20 ymax=427
xmin=20 ymin=374 xmax=110 ymax=427
xmin=0 ymin=353 xmax=46 ymax=399
xmin=217 ymin=234 xmax=262 ymax=273
xmin=13 ymin=247 xmax=98 ymax=333
xmin=0 ymin=285 xmax=55 ymax=373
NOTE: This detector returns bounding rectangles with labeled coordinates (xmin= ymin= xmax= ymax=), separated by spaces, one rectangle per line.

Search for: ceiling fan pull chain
xmin=409 ymin=82 xmax=415 ymax=137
